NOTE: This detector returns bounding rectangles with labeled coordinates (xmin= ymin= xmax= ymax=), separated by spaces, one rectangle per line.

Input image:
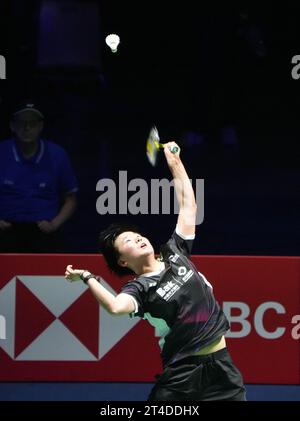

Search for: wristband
xmin=80 ymin=270 xmax=95 ymax=284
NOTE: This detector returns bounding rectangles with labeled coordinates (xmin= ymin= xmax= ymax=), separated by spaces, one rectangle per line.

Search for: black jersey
xmin=121 ymin=229 xmax=230 ymax=367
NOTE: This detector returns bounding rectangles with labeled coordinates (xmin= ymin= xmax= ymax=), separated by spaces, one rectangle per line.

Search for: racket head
xmin=146 ymin=126 xmax=160 ymax=166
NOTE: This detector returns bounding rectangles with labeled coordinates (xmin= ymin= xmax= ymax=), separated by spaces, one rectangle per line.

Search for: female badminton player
xmin=65 ymin=142 xmax=246 ymax=401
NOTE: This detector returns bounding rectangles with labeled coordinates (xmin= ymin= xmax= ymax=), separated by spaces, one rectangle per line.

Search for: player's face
xmin=114 ymin=231 xmax=154 ymax=262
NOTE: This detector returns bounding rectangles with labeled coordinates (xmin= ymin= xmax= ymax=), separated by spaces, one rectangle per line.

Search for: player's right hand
xmin=164 ymin=141 xmax=180 ymax=167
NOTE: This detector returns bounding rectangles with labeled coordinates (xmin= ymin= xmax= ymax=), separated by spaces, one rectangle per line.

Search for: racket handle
xmin=161 ymin=143 xmax=179 ymax=154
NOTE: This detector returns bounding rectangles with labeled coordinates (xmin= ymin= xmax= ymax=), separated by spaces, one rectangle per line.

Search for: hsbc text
xmin=223 ymin=301 xmax=300 ymax=340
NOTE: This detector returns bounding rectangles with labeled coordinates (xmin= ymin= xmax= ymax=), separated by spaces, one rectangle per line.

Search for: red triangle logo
xmin=15 ymin=278 xmax=56 ymax=358
xmin=59 ymin=290 xmax=99 ymax=358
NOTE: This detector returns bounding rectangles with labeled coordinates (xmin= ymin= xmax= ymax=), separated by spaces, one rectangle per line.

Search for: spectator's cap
xmin=12 ymin=102 xmax=44 ymax=120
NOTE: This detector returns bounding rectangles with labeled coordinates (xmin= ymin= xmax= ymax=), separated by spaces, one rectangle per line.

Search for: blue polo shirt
xmin=0 ymin=139 xmax=78 ymax=222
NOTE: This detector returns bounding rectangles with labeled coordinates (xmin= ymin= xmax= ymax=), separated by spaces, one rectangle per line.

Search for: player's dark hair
xmin=98 ymin=223 xmax=142 ymax=277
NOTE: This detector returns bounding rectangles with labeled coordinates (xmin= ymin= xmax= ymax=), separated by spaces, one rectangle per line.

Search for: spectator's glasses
xmin=13 ymin=119 xmax=43 ymax=129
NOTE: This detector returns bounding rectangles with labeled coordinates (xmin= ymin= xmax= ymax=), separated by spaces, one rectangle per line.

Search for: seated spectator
xmin=0 ymin=101 xmax=78 ymax=252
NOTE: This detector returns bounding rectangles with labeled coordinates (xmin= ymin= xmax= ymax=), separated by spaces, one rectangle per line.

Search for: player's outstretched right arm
xmin=163 ymin=142 xmax=197 ymax=237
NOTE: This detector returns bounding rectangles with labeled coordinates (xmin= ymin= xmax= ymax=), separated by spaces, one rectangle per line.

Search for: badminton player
xmin=65 ymin=142 xmax=246 ymax=401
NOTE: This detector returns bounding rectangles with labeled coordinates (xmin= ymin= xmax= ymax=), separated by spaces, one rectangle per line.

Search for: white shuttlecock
xmin=105 ymin=34 xmax=120 ymax=53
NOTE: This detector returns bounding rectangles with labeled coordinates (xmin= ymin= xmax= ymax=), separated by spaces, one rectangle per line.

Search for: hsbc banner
xmin=0 ymin=254 xmax=299 ymax=384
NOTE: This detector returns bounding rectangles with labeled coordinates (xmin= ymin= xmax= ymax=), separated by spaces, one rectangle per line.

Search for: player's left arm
xmin=65 ymin=265 xmax=135 ymax=315
xmin=164 ymin=142 xmax=197 ymax=237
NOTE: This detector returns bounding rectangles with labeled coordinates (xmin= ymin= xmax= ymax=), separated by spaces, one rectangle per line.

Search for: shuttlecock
xmin=105 ymin=34 xmax=120 ymax=53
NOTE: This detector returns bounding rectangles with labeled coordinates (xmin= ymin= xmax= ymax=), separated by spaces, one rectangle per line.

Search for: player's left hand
xmin=65 ymin=264 xmax=84 ymax=282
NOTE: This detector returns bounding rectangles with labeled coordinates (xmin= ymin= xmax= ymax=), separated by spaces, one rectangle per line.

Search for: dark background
xmin=0 ymin=0 xmax=299 ymax=255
